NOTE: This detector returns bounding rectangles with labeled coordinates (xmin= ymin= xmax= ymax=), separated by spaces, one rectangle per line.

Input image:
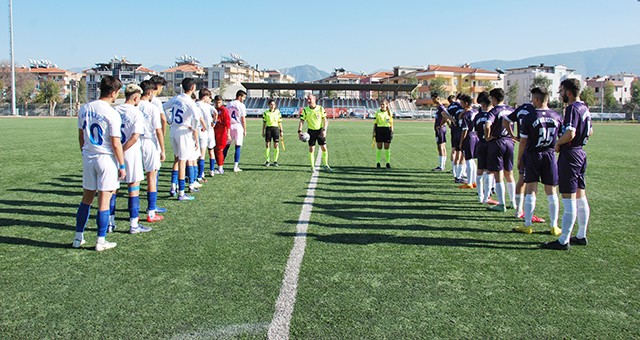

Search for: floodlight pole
xmin=9 ymin=0 xmax=17 ymax=116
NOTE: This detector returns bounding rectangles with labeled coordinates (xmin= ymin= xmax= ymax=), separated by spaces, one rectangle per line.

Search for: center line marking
xmin=268 ymin=152 xmax=323 ymax=340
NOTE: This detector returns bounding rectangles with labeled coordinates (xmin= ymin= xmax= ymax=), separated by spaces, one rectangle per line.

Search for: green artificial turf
xmin=0 ymin=117 xmax=638 ymax=339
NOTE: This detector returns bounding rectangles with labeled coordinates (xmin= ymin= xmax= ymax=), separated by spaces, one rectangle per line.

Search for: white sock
xmin=179 ymin=190 xmax=185 ymax=196
xmin=577 ymin=197 xmax=590 ymax=238
xmin=234 ymin=162 xmax=239 ymax=169
xmin=130 ymin=217 xmax=139 ymax=229
xmin=451 ymin=160 xmax=455 ymax=173
xmin=461 ymin=162 xmax=467 ymax=177
xmin=148 ymin=209 xmax=155 ymax=218
xmin=467 ymin=160 xmax=477 ymax=184
xmin=489 ymin=174 xmax=496 ymax=192
xmin=453 ymin=164 xmax=459 ymax=178
xmin=171 ymin=183 xmax=177 ymax=190
xmin=440 ymin=156 xmax=446 ymax=169
xmin=477 ymin=175 xmax=485 ymax=203
xmin=97 ymin=236 xmax=106 ymax=243
xmin=75 ymin=232 xmax=84 ymax=240
xmin=109 ymin=215 xmax=115 ymax=226
xmin=506 ymin=181 xmax=516 ymax=208
xmin=524 ymin=194 xmax=536 ymax=227
xmin=495 ymin=182 xmax=506 ymax=206
xmin=515 ymin=194 xmax=523 ymax=215
xmin=559 ymin=198 xmax=577 ymax=245
xmin=483 ymin=173 xmax=492 ymax=202
xmin=548 ymin=194 xmax=559 ymax=228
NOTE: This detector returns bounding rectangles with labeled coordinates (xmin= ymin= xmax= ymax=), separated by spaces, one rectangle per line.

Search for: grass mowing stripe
xmin=268 ymin=151 xmax=322 ymax=340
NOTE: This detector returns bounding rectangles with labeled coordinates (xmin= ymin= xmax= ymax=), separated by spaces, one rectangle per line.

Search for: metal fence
xmin=0 ymin=103 xmax=77 ymax=117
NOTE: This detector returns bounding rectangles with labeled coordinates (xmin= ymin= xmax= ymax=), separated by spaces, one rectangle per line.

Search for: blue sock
xmin=75 ymin=202 xmax=91 ymax=233
xmin=179 ymin=179 xmax=185 ymax=191
xmin=148 ymin=191 xmax=157 ymax=211
xmin=223 ymin=144 xmax=230 ymax=158
xmin=109 ymin=194 xmax=117 ymax=217
xmin=198 ymin=159 xmax=205 ymax=178
xmin=210 ymin=159 xmax=216 ymax=171
xmin=97 ymin=210 xmax=110 ymax=237
xmin=128 ymin=196 xmax=140 ymax=219
xmin=234 ymin=146 xmax=241 ymax=163
xmin=171 ymin=170 xmax=178 ymax=186
xmin=189 ymin=166 xmax=196 ymax=184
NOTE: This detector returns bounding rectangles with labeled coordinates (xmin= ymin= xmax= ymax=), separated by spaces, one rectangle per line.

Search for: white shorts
xmin=228 ymin=124 xmax=244 ymax=146
xmin=82 ymin=153 xmax=120 ymax=192
xmin=198 ymin=130 xmax=209 ymax=150
xmin=171 ymin=130 xmax=197 ymax=161
xmin=124 ymin=146 xmax=144 ymax=184
xmin=203 ymin=129 xmax=216 ymax=149
xmin=141 ymin=138 xmax=160 ymax=173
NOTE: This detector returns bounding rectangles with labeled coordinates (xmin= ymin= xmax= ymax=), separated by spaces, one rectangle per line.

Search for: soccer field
xmin=1 ymin=117 xmax=639 ymax=339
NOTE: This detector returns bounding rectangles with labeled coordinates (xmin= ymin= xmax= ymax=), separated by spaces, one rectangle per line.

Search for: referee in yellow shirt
xmin=373 ymin=99 xmax=394 ymax=169
xmin=262 ymin=99 xmax=283 ymax=167
xmin=298 ymin=94 xmax=331 ymax=172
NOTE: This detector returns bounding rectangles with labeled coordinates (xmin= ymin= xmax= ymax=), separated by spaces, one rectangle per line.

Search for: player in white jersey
xmin=224 ymin=90 xmax=247 ymax=172
xmin=186 ymin=94 xmax=206 ymax=191
xmin=195 ymin=88 xmax=218 ymax=180
xmin=166 ymin=78 xmax=200 ymax=201
xmin=73 ymin=76 xmax=124 ymax=251
xmin=113 ymin=84 xmax=152 ymax=234
xmin=149 ymin=75 xmax=173 ymax=206
xmin=138 ymin=80 xmax=166 ymax=222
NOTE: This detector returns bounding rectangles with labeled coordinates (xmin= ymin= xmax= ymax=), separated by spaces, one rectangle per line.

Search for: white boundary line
xmin=268 ymin=152 xmax=323 ymax=340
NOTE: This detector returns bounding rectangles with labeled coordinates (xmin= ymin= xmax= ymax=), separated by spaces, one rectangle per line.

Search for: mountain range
xmin=279 ymin=65 xmax=330 ymax=82
xmin=470 ymin=44 xmax=640 ymax=77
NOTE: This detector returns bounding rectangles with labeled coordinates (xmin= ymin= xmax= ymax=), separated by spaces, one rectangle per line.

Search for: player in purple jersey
xmin=431 ymin=92 xmax=448 ymax=171
xmin=513 ymin=87 xmax=562 ymax=236
xmin=448 ymin=95 xmax=466 ymax=182
xmin=485 ymin=88 xmax=517 ymax=213
xmin=503 ymin=102 xmax=546 ymax=224
xmin=474 ymin=92 xmax=498 ymax=205
xmin=541 ymin=79 xmax=593 ymax=250
xmin=458 ymin=94 xmax=479 ymax=189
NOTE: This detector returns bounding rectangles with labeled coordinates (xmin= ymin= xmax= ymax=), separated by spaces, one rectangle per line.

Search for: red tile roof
xmin=162 ymin=64 xmax=204 ymax=73
xmin=426 ymin=64 xmax=496 ymax=74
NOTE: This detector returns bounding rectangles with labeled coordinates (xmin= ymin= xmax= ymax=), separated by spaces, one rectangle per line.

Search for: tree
xmin=77 ymin=81 xmax=87 ymax=104
xmin=580 ymin=86 xmax=597 ymax=107
xmin=429 ymin=77 xmax=447 ymax=100
xmin=623 ymin=80 xmax=640 ymax=120
xmin=479 ymin=80 xmax=494 ymax=92
xmin=159 ymin=85 xmax=175 ymax=97
xmin=35 ymin=80 xmax=61 ymax=116
xmin=406 ymin=75 xmax=419 ymax=100
xmin=0 ymin=61 xmax=37 ymax=108
xmin=530 ymin=75 xmax=552 ymax=90
xmin=506 ymin=82 xmax=519 ymax=107
xmin=603 ymin=81 xmax=621 ymax=111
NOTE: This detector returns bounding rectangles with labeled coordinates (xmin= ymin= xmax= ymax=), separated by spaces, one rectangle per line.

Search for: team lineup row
xmin=430 ymin=79 xmax=592 ymax=250
xmin=71 ymin=74 xmax=396 ymax=251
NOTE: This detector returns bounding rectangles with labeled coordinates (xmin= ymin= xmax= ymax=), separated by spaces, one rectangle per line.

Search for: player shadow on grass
xmin=0 ymin=217 xmax=73 ymax=231
xmin=283 ymin=220 xmax=512 ymax=234
xmin=312 ymin=208 xmax=513 ymax=223
xmin=0 ymin=235 xmax=72 ymax=249
xmin=276 ymin=232 xmax=538 ymax=250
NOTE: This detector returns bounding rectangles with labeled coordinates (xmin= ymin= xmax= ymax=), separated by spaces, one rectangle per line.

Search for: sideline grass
xmin=0 ymin=117 xmax=638 ymax=338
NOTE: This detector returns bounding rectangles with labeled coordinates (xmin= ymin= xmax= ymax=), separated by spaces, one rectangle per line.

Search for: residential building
xmin=504 ymin=64 xmax=582 ymax=105
xmin=264 ymin=69 xmax=295 ymax=97
xmin=585 ymin=73 xmax=636 ymax=105
xmin=360 ymin=71 xmax=394 ymax=99
xmin=206 ymin=54 xmax=268 ymax=99
xmin=18 ymin=60 xmax=82 ymax=101
xmin=316 ymin=68 xmax=367 ymax=99
xmin=415 ymin=64 xmax=500 ymax=106
xmin=85 ymin=56 xmax=145 ymax=101
xmin=162 ymin=55 xmax=207 ymax=94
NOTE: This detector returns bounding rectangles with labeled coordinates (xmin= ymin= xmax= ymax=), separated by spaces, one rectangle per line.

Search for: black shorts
xmin=375 ymin=126 xmax=392 ymax=143
xmin=308 ymin=129 xmax=326 ymax=146
xmin=265 ymin=126 xmax=280 ymax=143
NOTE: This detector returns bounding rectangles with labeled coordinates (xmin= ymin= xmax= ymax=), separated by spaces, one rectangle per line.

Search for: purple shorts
xmin=463 ymin=133 xmax=478 ymax=161
xmin=524 ymin=149 xmax=558 ymax=186
xmin=487 ymin=138 xmax=514 ymax=172
xmin=476 ymin=142 xmax=488 ymax=170
xmin=435 ymin=127 xmax=446 ymax=145
xmin=558 ymin=147 xmax=587 ymax=194
xmin=451 ymin=133 xmax=461 ymax=150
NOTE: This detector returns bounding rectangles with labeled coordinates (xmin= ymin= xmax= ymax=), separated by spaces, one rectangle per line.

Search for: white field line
xmin=268 ymin=152 xmax=323 ymax=340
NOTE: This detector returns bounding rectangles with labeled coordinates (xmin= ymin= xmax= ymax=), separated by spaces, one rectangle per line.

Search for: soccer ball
xmin=299 ymin=132 xmax=310 ymax=142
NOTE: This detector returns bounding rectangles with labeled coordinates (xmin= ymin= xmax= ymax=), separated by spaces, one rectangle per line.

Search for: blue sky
xmin=1 ymin=0 xmax=639 ymax=73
